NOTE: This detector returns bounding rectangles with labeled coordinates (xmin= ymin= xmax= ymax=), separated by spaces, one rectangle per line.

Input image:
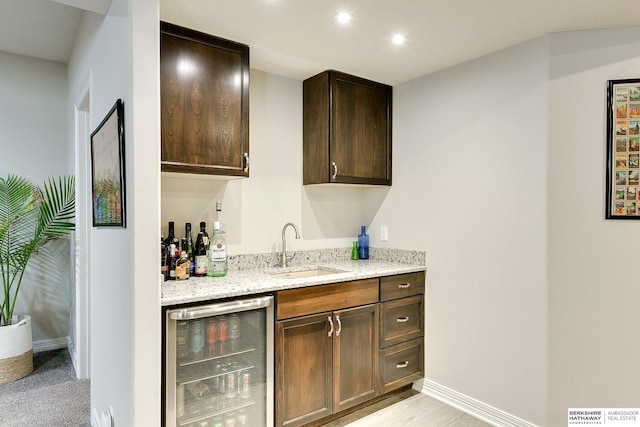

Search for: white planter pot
xmin=0 ymin=315 xmax=34 ymax=384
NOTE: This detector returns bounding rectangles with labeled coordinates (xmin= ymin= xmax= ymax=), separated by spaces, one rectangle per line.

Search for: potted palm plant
xmin=0 ymin=174 xmax=75 ymax=383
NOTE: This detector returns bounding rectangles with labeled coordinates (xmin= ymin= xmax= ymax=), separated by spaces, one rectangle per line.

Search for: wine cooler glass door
xmin=166 ymin=296 xmax=274 ymax=427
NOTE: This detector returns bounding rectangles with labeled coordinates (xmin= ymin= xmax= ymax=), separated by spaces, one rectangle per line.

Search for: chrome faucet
xmin=281 ymin=222 xmax=301 ymax=268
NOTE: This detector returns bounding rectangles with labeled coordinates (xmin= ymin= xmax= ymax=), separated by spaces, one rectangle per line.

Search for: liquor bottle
xmin=160 ymin=236 xmax=168 ymax=281
xmin=358 ymin=225 xmax=369 ymax=259
xmin=207 ymin=202 xmax=227 ymax=277
xmin=194 ymin=228 xmax=208 ymax=277
xmin=184 ymin=222 xmax=195 ymax=275
xmin=176 ymin=248 xmax=190 ymax=280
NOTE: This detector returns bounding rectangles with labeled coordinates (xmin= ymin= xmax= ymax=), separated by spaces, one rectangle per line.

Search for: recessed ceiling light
xmin=391 ymin=33 xmax=407 ymax=46
xmin=336 ymin=11 xmax=352 ymax=25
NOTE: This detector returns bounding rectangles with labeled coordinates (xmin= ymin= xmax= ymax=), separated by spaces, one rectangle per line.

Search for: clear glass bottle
xmin=358 ymin=225 xmax=369 ymax=259
xmin=207 ymin=202 xmax=227 ymax=277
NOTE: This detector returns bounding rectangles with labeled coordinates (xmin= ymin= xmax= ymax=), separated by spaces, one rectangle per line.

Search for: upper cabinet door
xmin=303 ymin=70 xmax=392 ymax=186
xmin=160 ymin=22 xmax=250 ymax=177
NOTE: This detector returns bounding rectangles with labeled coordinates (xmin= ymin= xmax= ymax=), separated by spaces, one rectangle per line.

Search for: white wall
xmin=161 ymin=69 xmax=388 ymax=255
xmin=374 ymin=38 xmax=551 ymax=425
xmin=0 ymin=51 xmax=72 ymax=345
xmin=67 ymin=0 xmax=160 ymax=424
xmin=548 ymin=27 xmax=640 ymax=427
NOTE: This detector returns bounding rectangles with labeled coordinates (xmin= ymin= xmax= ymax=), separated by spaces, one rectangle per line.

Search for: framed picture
xmin=606 ymin=79 xmax=640 ymax=219
xmin=91 ymin=99 xmax=126 ymax=227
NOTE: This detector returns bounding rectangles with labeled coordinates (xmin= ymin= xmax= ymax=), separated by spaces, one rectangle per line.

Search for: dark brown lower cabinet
xmin=276 ymin=304 xmax=380 ymax=427
xmin=275 ymin=272 xmax=425 ymax=427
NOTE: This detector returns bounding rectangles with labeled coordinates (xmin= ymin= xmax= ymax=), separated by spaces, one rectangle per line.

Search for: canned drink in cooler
xmin=206 ymin=318 xmax=218 ymax=344
xmin=176 ymin=384 xmax=184 ymax=417
xmin=212 ymin=417 xmax=224 ymax=427
xmin=229 ymin=314 xmax=240 ymax=340
xmin=176 ymin=321 xmax=190 ymax=361
xmin=218 ymin=315 xmax=229 ymax=342
xmin=225 ymin=371 xmax=237 ymax=399
xmin=189 ymin=319 xmax=204 ymax=356
xmin=224 ymin=413 xmax=236 ymax=427
xmin=196 ymin=420 xmax=210 ymax=427
xmin=240 ymin=371 xmax=251 ymax=399
xmin=236 ymin=409 xmax=249 ymax=427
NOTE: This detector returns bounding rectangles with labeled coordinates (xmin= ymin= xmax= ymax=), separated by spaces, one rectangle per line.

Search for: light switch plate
xmin=380 ymin=226 xmax=388 ymax=241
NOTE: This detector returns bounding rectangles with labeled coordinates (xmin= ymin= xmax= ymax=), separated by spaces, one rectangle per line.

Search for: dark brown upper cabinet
xmin=160 ymin=22 xmax=250 ymax=177
xmin=303 ymin=70 xmax=392 ymax=186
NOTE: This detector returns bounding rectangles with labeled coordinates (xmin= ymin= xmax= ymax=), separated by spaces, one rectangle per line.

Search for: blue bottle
xmin=358 ymin=226 xmax=369 ymax=259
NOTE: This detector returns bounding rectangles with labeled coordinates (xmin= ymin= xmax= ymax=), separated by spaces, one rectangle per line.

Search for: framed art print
xmin=91 ymin=99 xmax=126 ymax=227
xmin=606 ymin=79 xmax=640 ymax=219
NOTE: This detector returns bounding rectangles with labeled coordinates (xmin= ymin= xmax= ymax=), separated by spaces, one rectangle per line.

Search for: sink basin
xmin=269 ymin=267 xmax=345 ymax=279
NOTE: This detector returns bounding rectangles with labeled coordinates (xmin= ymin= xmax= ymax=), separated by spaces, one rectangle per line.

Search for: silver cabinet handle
xmin=328 ymin=316 xmax=334 ymax=337
xmin=336 ymin=315 xmax=342 ymax=336
xmin=396 ymin=317 xmax=410 ymax=323
xmin=398 ymin=283 xmax=411 ymax=289
xmin=396 ymin=361 xmax=409 ymax=369
xmin=331 ymin=162 xmax=337 ymax=180
xmin=243 ymin=152 xmax=250 ymax=172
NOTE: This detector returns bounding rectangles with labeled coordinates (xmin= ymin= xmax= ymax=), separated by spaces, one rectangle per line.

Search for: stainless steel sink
xmin=269 ymin=267 xmax=345 ymax=279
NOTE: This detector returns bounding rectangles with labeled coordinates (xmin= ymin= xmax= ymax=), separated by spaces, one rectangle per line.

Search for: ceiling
xmin=2 ymin=0 xmax=639 ymax=85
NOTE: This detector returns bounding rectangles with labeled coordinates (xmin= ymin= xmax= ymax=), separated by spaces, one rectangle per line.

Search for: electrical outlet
xmin=380 ymin=226 xmax=389 ymax=241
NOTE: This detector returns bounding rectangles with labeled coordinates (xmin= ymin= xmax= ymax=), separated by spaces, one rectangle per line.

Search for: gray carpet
xmin=0 ymin=349 xmax=90 ymax=426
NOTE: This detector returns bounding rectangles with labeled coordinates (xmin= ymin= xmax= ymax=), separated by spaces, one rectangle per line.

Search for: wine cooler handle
xmin=336 ymin=315 xmax=342 ymax=336
xmin=243 ymin=152 xmax=250 ymax=172
xmin=331 ymin=162 xmax=338 ymax=180
xmin=168 ymin=295 xmax=273 ymax=320
xmin=328 ymin=316 xmax=334 ymax=337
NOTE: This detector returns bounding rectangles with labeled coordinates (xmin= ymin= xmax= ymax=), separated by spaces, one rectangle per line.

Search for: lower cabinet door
xmin=380 ymin=337 xmax=424 ymax=393
xmin=276 ymin=313 xmax=333 ymax=427
xmin=334 ymin=304 xmax=380 ymax=413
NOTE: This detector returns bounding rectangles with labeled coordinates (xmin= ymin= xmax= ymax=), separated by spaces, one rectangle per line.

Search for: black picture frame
xmin=90 ymin=99 xmax=126 ymax=227
xmin=606 ymin=79 xmax=640 ymax=219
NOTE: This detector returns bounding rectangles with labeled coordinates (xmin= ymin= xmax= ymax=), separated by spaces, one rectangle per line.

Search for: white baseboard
xmin=421 ymin=379 xmax=539 ymax=427
xmin=33 ymin=336 xmax=70 ymax=353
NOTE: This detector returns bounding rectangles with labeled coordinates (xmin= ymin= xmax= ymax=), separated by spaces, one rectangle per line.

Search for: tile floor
xmin=323 ymin=389 xmax=491 ymax=427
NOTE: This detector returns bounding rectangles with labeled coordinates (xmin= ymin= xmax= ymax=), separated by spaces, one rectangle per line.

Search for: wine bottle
xmin=207 ymin=202 xmax=227 ymax=277
xmin=194 ymin=227 xmax=207 ymax=277
xmin=164 ymin=221 xmax=179 ymax=250
xmin=184 ymin=222 xmax=194 ymax=275
xmin=161 ymin=236 xmax=168 ymax=281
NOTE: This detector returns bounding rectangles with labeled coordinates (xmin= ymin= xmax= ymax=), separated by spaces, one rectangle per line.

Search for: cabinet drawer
xmin=380 ymin=272 xmax=425 ymax=301
xmin=380 ymin=295 xmax=424 ymax=348
xmin=380 ymin=338 xmax=424 ymax=393
xmin=276 ymin=278 xmax=379 ymax=320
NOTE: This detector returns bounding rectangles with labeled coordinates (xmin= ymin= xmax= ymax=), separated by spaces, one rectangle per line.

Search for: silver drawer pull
xmin=396 ymin=361 xmax=409 ymax=369
xmin=398 ymin=283 xmax=411 ymax=289
xmin=396 ymin=317 xmax=410 ymax=323
xmin=328 ymin=316 xmax=334 ymax=337
xmin=331 ymin=162 xmax=338 ymax=180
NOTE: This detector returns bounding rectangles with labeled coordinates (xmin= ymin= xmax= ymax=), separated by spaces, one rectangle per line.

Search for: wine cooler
xmin=164 ymin=296 xmax=274 ymax=427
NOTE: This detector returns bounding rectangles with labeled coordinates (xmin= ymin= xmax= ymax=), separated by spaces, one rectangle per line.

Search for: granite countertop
xmin=161 ymin=248 xmax=426 ymax=307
